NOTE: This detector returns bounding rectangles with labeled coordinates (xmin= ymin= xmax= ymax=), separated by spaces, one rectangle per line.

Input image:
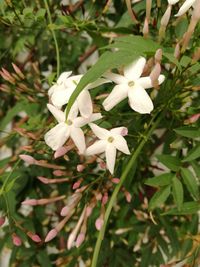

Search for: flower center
xmin=66 ymin=119 xmax=72 ymax=125
xmin=128 ymin=81 xmax=135 ymax=87
xmin=107 ymin=136 xmax=114 ymax=143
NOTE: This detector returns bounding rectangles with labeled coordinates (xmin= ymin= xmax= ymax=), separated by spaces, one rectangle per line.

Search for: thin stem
xmin=91 ymin=111 xmax=163 ymax=267
xmin=44 ymin=0 xmax=60 ymax=78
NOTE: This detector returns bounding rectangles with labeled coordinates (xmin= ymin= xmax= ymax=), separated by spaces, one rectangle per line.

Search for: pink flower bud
xmin=102 ymin=193 xmax=108 ymax=205
xmin=76 ymin=164 xmax=85 ymax=172
xmin=150 ymin=63 xmax=161 ymax=88
xmin=72 ymin=179 xmax=82 ymax=190
xmin=45 ymin=229 xmax=58 ymax=242
xmin=96 ymin=193 xmax=102 ymax=201
xmin=121 ymin=127 xmax=128 ymax=136
xmin=19 ymin=154 xmax=36 ymax=165
xmin=27 ymin=232 xmax=41 ymax=243
xmin=124 ymin=191 xmax=132 ymax=203
xmin=12 ymin=63 xmax=25 ymax=79
xmin=12 ymin=233 xmax=22 ymax=246
xmin=0 ymin=217 xmax=5 ymax=227
xmin=95 ymin=218 xmax=104 ymax=231
xmin=174 ymin=43 xmax=180 ymax=59
xmin=37 ymin=176 xmax=50 ymax=184
xmin=112 ymin=178 xmax=120 ymax=184
xmin=60 ymin=206 xmax=70 ymax=217
xmin=143 ymin=18 xmax=149 ymax=37
xmin=76 ymin=233 xmax=85 ymax=248
xmin=155 ymin=49 xmax=162 ymax=63
xmin=53 ymin=170 xmax=65 ymax=176
xmin=99 ymin=161 xmax=106 ymax=169
xmin=86 ymin=206 xmax=93 ymax=217
xmin=54 ymin=146 xmax=68 ymax=159
xmin=21 ymin=199 xmax=37 ymax=206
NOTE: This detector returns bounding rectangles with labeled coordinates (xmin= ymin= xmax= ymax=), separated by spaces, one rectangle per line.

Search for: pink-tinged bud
xmin=161 ymin=5 xmax=171 ymax=27
xmin=155 ymin=49 xmax=162 ymax=63
xmin=86 ymin=206 xmax=93 ymax=217
xmin=124 ymin=191 xmax=132 ymax=203
xmin=21 ymin=199 xmax=37 ymax=206
xmin=60 ymin=193 xmax=82 ymax=216
xmin=112 ymin=178 xmax=120 ymax=184
xmin=27 ymin=232 xmax=41 ymax=243
xmin=121 ymin=127 xmax=128 ymax=136
xmin=143 ymin=18 xmax=149 ymax=37
xmin=99 ymin=161 xmax=106 ymax=169
xmin=53 ymin=170 xmax=65 ymax=176
xmin=76 ymin=233 xmax=85 ymax=248
xmin=76 ymin=164 xmax=85 ymax=172
xmin=54 ymin=146 xmax=68 ymax=159
xmin=192 ymin=0 xmax=200 ymax=21
xmin=150 ymin=63 xmax=161 ymax=88
xmin=102 ymin=193 xmax=108 ymax=205
xmin=185 ymin=113 xmax=200 ymax=124
xmin=45 ymin=229 xmax=58 ymax=242
xmin=1 ymin=68 xmax=15 ymax=84
xmin=19 ymin=154 xmax=36 ymax=165
xmin=37 ymin=176 xmax=50 ymax=184
xmin=12 ymin=63 xmax=25 ymax=79
xmin=0 ymin=217 xmax=5 ymax=226
xmin=174 ymin=43 xmax=180 ymax=59
xmin=192 ymin=47 xmax=200 ymax=63
xmin=37 ymin=176 xmax=69 ymax=184
xmin=72 ymin=179 xmax=82 ymax=190
xmin=95 ymin=218 xmax=104 ymax=231
xmin=12 ymin=233 xmax=22 ymax=246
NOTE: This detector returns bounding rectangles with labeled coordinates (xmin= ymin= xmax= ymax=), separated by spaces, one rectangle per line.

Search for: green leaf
xmin=183 ymin=145 xmax=200 ymax=162
xmin=149 ymin=185 xmax=171 ymax=210
xmin=172 ymin=176 xmax=183 ymax=210
xmin=181 ymin=168 xmax=199 ymax=200
xmin=174 ymin=126 xmax=200 ymax=138
xmin=156 ymin=154 xmax=181 ymax=172
xmin=145 ymin=173 xmax=174 ymax=187
xmin=163 ymin=52 xmax=182 ymax=70
xmin=163 ymin=202 xmax=200 ymax=215
xmin=191 ymin=161 xmax=200 ymax=179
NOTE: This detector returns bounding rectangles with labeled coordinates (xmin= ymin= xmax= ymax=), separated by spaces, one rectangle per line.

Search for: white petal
xmin=128 ymin=85 xmax=154 ymax=114
xmin=168 ymin=0 xmax=179 ymax=5
xmin=64 ymin=74 xmax=82 ymax=88
xmin=77 ymin=90 xmax=93 ymax=118
xmin=113 ymin=135 xmax=130 ymax=155
xmin=138 ymin=74 xmax=165 ymax=89
xmin=47 ymin=104 xmax=65 ymax=123
xmin=110 ymin=127 xmax=128 ymax=135
xmin=124 ymin=57 xmax=146 ymax=80
xmin=89 ymin=113 xmax=103 ymax=122
xmin=89 ymin=123 xmax=109 ymax=140
xmin=86 ymin=140 xmax=107 ymax=156
xmin=70 ymin=127 xmax=86 ymax=154
xmin=175 ymin=0 xmax=196 ymax=16
xmin=103 ymin=72 xmax=127 ymax=84
xmin=57 ymin=71 xmax=72 ymax=85
xmin=86 ymin=78 xmax=111 ymax=90
xmin=48 ymin=84 xmax=58 ymax=97
xmin=44 ymin=123 xmax=69 ymax=151
xmin=103 ymin=84 xmax=128 ymax=111
xmin=105 ymin=144 xmax=117 ymax=174
xmin=51 ymin=86 xmax=74 ymax=108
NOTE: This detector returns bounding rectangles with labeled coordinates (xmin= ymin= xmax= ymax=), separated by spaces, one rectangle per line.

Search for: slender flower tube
xmin=102 ymin=57 xmax=165 ymax=114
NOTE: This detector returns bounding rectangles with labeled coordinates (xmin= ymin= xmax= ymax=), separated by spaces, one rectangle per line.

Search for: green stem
xmin=91 ymin=111 xmax=163 ymax=267
xmin=44 ymin=0 xmax=60 ymax=78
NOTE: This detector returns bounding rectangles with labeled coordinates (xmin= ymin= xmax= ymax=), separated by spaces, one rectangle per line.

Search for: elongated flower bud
xmin=12 ymin=233 xmax=22 ymax=246
xmin=54 ymin=146 xmax=69 ymax=159
xmin=161 ymin=5 xmax=172 ymax=27
xmin=19 ymin=154 xmax=36 ymax=165
xmin=37 ymin=176 xmax=69 ymax=184
xmin=76 ymin=233 xmax=85 ymax=248
xmin=155 ymin=49 xmax=162 ymax=63
xmin=0 ymin=217 xmax=5 ymax=226
xmin=12 ymin=63 xmax=25 ymax=79
xmin=27 ymin=232 xmax=41 ymax=243
xmin=60 ymin=193 xmax=82 ymax=216
xmin=143 ymin=18 xmax=149 ymax=38
xmin=95 ymin=217 xmax=104 ymax=231
xmin=22 ymin=195 xmax=65 ymax=206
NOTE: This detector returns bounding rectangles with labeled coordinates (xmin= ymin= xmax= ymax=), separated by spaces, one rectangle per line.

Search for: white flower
xmin=102 ymin=57 xmax=165 ymax=114
xmin=86 ymin=123 xmax=130 ymax=174
xmin=44 ymin=104 xmax=102 ymax=153
xmin=174 ymin=0 xmax=197 ymax=17
xmin=48 ymin=72 xmax=109 ymax=118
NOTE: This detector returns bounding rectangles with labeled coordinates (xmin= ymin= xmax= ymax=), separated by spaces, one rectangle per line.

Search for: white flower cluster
xmin=44 ymin=57 xmax=165 ymax=174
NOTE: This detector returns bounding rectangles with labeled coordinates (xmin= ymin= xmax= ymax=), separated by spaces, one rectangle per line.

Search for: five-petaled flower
xmin=85 ymin=123 xmax=130 ymax=174
xmin=102 ymin=57 xmax=165 ymax=114
xmin=44 ymin=104 xmax=102 ymax=153
xmin=48 ymin=71 xmax=109 ymax=118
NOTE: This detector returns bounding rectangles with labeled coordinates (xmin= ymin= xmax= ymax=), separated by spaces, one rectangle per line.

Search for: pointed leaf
xmin=156 ymin=154 xmax=181 ymax=172
xmin=181 ymin=168 xmax=199 ymax=200
xmin=172 ymin=176 xmax=183 ymax=210
xmin=149 ymin=185 xmax=171 ymax=210
xmin=183 ymin=145 xmax=200 ymax=162
xmin=163 ymin=202 xmax=200 ymax=215
xmin=145 ymin=173 xmax=174 ymax=187
xmin=174 ymin=126 xmax=200 ymax=138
